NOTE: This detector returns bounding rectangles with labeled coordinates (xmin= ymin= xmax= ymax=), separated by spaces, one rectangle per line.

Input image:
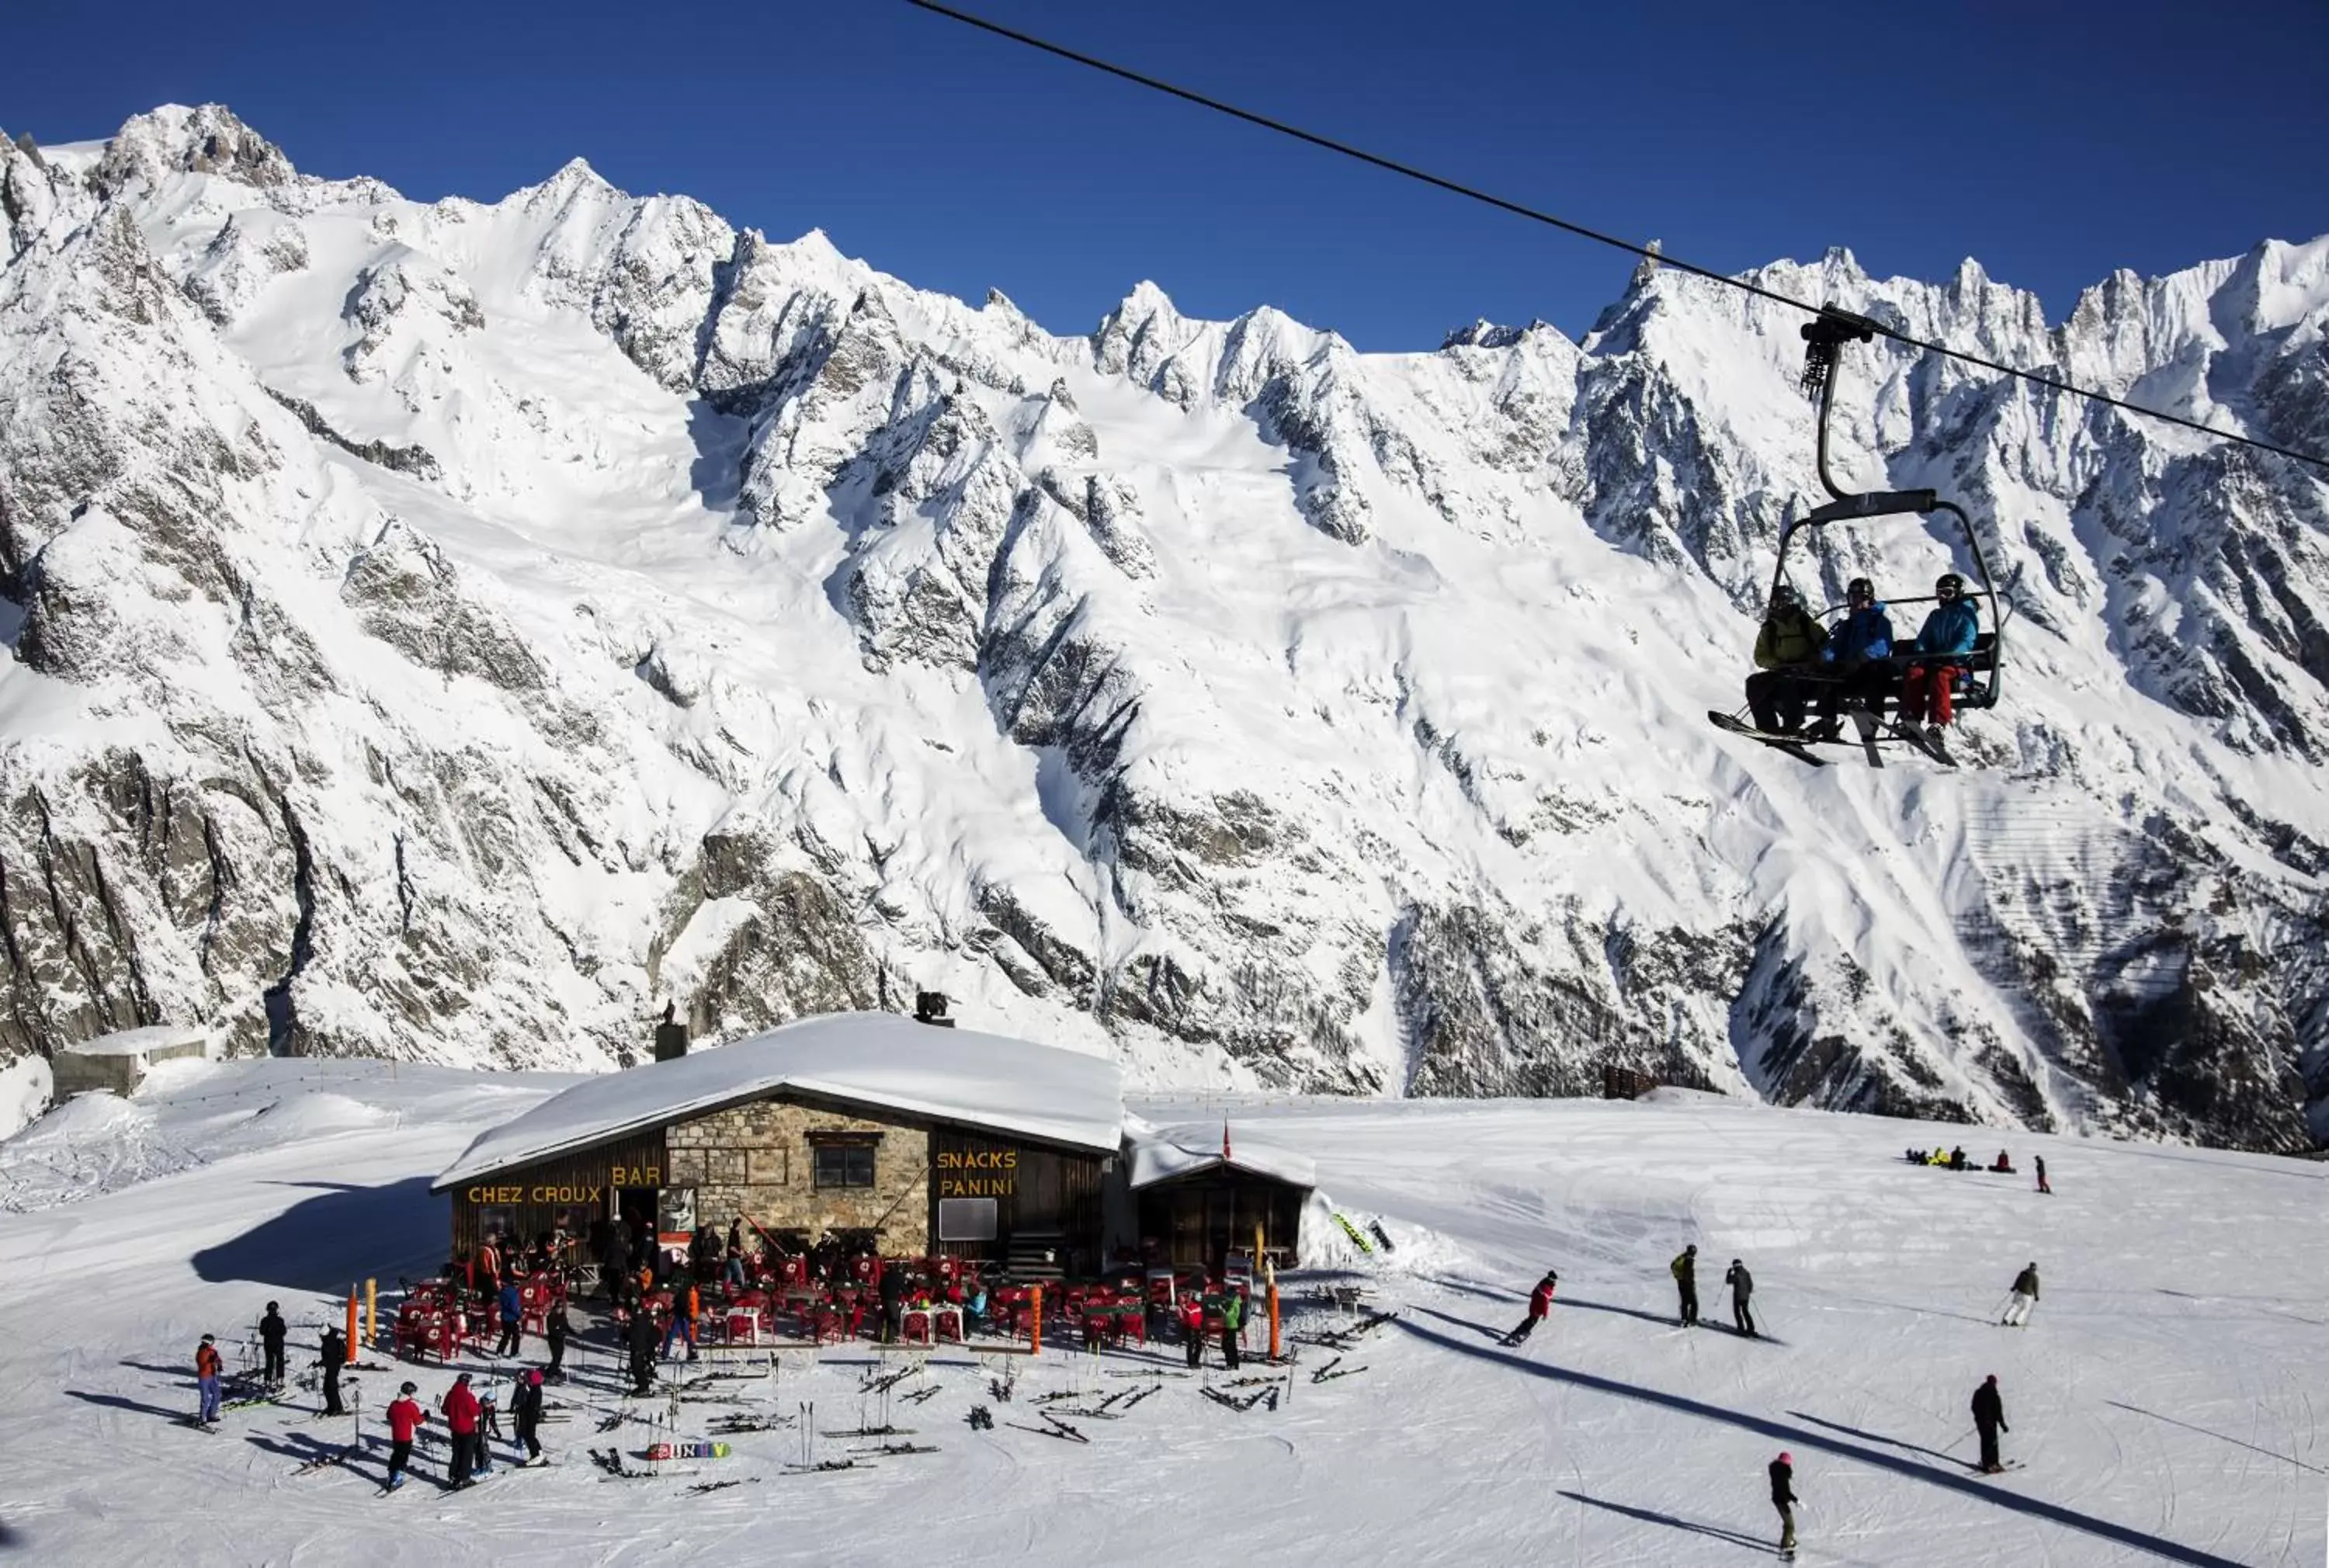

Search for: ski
xmin=1707 ymin=712 xmax=1829 ymax=767
xmin=1331 ymin=1213 xmax=1376 ymax=1254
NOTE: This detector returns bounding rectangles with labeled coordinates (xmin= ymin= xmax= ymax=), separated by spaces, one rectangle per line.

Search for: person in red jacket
xmin=440 ymin=1372 xmax=482 ymax=1488
xmin=1178 ymin=1292 xmax=1206 ymax=1370
xmin=1501 ymin=1269 xmax=1559 ymax=1346
xmin=385 ymin=1382 xmax=427 ymax=1491
xmin=194 ymin=1334 xmax=224 ymax=1426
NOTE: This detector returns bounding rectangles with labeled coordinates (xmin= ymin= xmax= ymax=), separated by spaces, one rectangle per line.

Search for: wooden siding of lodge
xmin=448 ymin=1129 xmax=669 ymax=1258
xmin=928 ymin=1127 xmax=1108 ymax=1271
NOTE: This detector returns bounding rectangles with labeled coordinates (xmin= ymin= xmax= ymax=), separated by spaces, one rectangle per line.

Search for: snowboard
xmin=1706 ymin=712 xmax=1828 ymax=767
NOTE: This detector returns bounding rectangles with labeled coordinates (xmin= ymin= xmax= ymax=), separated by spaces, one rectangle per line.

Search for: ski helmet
xmin=1685 ymin=1244 xmax=1697 ymax=1254
xmin=456 ymin=1372 xmax=471 ymax=1383
xmin=400 ymin=1382 xmax=418 ymax=1395
xmin=1935 ymin=572 xmax=1965 ymax=599
xmin=200 ymin=1333 xmax=215 ymax=1344
xmin=1779 ymin=1452 xmax=1793 ymax=1464
xmin=1769 ymin=583 xmax=1802 ymax=609
xmin=1848 ymin=577 xmax=1875 ymax=602
xmin=267 ymin=1300 xmax=279 ymax=1312
xmin=529 ymin=1369 xmax=544 ymax=1384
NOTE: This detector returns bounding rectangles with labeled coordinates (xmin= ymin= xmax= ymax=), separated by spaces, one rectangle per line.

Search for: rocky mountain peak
xmin=89 ymin=104 xmax=297 ymax=197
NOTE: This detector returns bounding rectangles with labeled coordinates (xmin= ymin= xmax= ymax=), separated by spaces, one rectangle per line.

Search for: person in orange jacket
xmin=384 ymin=1381 xmax=427 ymax=1491
xmin=194 ymin=1334 xmax=224 ymax=1426
xmin=440 ymin=1372 xmax=483 ymax=1487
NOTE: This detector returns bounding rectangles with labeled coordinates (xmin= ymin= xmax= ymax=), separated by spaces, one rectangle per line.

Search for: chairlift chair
xmin=1710 ymin=307 xmax=2006 ymax=766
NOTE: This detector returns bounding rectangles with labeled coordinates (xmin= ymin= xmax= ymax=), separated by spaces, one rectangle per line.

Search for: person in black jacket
xmin=878 ymin=1261 xmax=908 ymax=1345
xmin=543 ymin=1302 xmax=570 ymax=1382
xmin=1671 ymin=1244 xmax=1699 ymax=1326
xmin=316 ymin=1326 xmax=346 ymax=1416
xmin=627 ymin=1306 xmax=659 ymax=1396
xmin=602 ymin=1224 xmax=631 ymax=1307
xmin=259 ymin=1302 xmax=289 ymax=1384
xmin=1724 ymin=1260 xmax=1758 ymax=1338
xmin=1972 ymin=1374 xmax=2008 ymax=1473
xmin=513 ymin=1368 xmax=547 ymax=1465
xmin=1769 ymin=1450 xmax=1798 ymax=1556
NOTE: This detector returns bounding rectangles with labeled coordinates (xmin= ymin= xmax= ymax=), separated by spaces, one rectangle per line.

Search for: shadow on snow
xmin=1397 ymin=1316 xmax=2251 ymax=1568
xmin=191 ymin=1178 xmax=446 ymax=1292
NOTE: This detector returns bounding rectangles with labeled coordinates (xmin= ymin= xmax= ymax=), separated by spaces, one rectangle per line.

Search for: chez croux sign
xmin=464 ymin=1164 xmax=661 ymax=1205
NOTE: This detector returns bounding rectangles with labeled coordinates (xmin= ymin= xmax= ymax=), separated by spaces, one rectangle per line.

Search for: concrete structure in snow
xmin=51 ymin=1025 xmax=214 ymax=1098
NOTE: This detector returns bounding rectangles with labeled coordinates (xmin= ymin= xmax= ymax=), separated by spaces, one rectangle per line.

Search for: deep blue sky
xmin=6 ymin=0 xmax=2324 ymax=348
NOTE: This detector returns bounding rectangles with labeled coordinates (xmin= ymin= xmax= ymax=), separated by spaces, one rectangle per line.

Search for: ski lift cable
xmin=905 ymin=0 xmax=2329 ymax=474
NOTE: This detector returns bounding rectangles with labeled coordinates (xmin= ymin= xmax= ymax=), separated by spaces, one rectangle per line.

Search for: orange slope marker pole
xmin=1029 ymin=1285 xmax=1043 ymax=1358
xmin=344 ymin=1288 xmax=359 ymax=1363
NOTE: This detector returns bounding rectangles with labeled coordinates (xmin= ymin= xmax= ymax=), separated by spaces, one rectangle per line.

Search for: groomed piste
xmin=2 ymin=1055 xmax=2321 ymax=1566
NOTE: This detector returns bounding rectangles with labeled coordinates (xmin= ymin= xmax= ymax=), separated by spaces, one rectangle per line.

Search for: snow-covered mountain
xmin=2 ymin=105 xmax=2324 ymax=1150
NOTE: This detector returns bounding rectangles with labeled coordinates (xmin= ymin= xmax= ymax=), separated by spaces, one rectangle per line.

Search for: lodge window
xmin=810 ymin=1140 xmax=876 ymax=1190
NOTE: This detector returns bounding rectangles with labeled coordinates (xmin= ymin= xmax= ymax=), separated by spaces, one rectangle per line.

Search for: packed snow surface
xmin=1126 ymin=1120 xmax=1319 ymax=1188
xmin=436 ymin=1011 xmax=1123 ymax=1187
xmin=3 ymin=1057 xmax=2321 ymax=1565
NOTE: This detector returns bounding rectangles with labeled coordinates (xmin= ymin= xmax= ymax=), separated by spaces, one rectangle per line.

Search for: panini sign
xmin=936 ymin=1147 xmax=1016 ymax=1198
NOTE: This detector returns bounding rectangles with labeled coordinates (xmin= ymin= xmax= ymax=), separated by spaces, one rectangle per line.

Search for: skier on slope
xmin=1769 ymin=1450 xmax=1799 ymax=1557
xmin=440 ymin=1372 xmax=482 ymax=1488
xmin=1724 ymin=1259 xmax=1758 ymax=1338
xmin=259 ymin=1302 xmax=289 ymax=1385
xmin=2035 ymin=1154 xmax=2052 ymax=1195
xmin=194 ymin=1333 xmax=224 ymax=1428
xmin=2001 ymin=1261 xmax=2040 ymax=1327
xmin=1501 ymin=1269 xmax=1560 ymax=1346
xmin=1671 ymin=1244 xmax=1700 ymax=1327
xmin=1971 ymin=1373 xmax=2009 ymax=1473
xmin=512 ymin=1368 xmax=547 ymax=1466
xmin=384 ymin=1381 xmax=425 ymax=1492
xmin=317 ymin=1325 xmax=346 ymax=1417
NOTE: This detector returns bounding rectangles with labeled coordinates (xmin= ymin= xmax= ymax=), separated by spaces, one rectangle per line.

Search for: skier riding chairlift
xmin=1710 ymin=307 xmax=2008 ymax=768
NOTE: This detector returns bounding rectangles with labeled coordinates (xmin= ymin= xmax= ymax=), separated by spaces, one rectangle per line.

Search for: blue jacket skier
xmin=1810 ymin=578 xmax=1894 ymax=737
xmin=1900 ymin=574 xmax=1980 ymax=731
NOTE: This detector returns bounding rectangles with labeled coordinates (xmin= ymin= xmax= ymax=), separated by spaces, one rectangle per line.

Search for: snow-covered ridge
xmin=1 ymin=104 xmax=2324 ymax=1152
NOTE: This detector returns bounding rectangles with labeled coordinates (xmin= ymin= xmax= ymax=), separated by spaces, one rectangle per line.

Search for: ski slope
xmin=2 ymin=1060 xmax=2321 ymax=1566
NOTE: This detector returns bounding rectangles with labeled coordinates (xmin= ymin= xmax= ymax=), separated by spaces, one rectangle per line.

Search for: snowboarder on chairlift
xmin=1747 ymin=586 xmax=1827 ymax=734
xmin=1501 ymin=1269 xmax=1559 ymax=1346
xmin=1671 ymin=1244 xmax=1700 ymax=1326
xmin=1769 ymin=1450 xmax=1799 ymax=1556
xmin=1807 ymin=578 xmax=1894 ymax=741
xmin=1971 ymin=1373 xmax=2009 ymax=1473
xmin=1898 ymin=573 xmax=1980 ymax=737
xmin=2001 ymin=1261 xmax=2040 ymax=1327
xmin=259 ymin=1301 xmax=289 ymax=1385
xmin=1724 ymin=1259 xmax=1758 ymax=1337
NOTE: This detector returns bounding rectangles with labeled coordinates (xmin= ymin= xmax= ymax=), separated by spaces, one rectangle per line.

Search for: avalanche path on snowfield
xmin=2 ymin=105 xmax=2326 ymax=1150
xmin=2 ymin=1058 xmax=2320 ymax=1565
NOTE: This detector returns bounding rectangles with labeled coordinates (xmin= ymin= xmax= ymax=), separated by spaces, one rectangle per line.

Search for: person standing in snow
xmin=1671 ymin=1244 xmax=1700 ymax=1327
xmin=543 ymin=1300 xmax=570 ymax=1382
xmin=1220 ymin=1289 xmax=1244 ymax=1370
xmin=512 ymin=1369 xmax=547 ymax=1466
xmin=476 ymin=1234 xmax=502 ymax=1304
xmin=602 ymin=1220 xmax=630 ymax=1308
xmin=662 ymin=1276 xmax=701 ymax=1361
xmin=2035 ymin=1154 xmax=2051 ymax=1195
xmin=1769 ymin=1450 xmax=1798 ymax=1556
xmin=259 ymin=1302 xmax=289 ymax=1385
xmin=318 ymin=1326 xmax=347 ymax=1417
xmin=194 ymin=1334 xmax=224 ymax=1427
xmin=384 ymin=1382 xmax=425 ymax=1491
xmin=1178 ymin=1292 xmax=1206 ymax=1370
xmin=878 ymin=1261 xmax=907 ymax=1345
xmin=495 ymin=1278 xmax=524 ymax=1358
xmin=2001 ymin=1261 xmax=2040 ymax=1327
xmin=1724 ymin=1259 xmax=1758 ymax=1338
xmin=627 ymin=1303 xmax=660 ymax=1395
xmin=1971 ymin=1373 xmax=2009 ymax=1473
xmin=441 ymin=1372 xmax=482 ymax=1488
xmin=1501 ymin=1270 xmax=1559 ymax=1346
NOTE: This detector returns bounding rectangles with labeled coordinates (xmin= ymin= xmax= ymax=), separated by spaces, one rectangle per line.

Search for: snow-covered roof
xmin=59 ymin=1024 xmax=210 ymax=1058
xmin=1126 ymin=1122 xmax=1317 ymax=1191
xmin=433 ymin=1012 xmax=1123 ymax=1189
